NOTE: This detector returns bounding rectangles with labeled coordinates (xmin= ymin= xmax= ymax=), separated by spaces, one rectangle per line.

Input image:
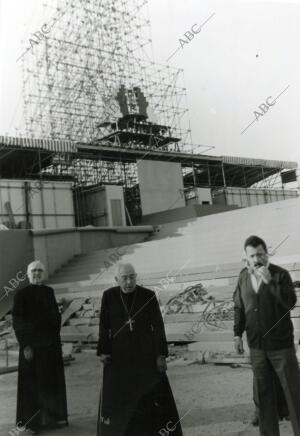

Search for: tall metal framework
xmin=22 ymin=0 xmax=197 ymax=157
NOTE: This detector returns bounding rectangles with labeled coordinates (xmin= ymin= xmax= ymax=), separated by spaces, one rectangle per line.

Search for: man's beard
xmin=254 ymin=262 xmax=264 ymax=268
xmin=246 ymin=261 xmax=264 ymax=274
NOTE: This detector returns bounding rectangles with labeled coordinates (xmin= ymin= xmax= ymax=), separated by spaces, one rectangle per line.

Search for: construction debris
xmin=61 ymin=298 xmax=86 ymax=326
xmin=60 ymin=297 xmax=100 ymax=343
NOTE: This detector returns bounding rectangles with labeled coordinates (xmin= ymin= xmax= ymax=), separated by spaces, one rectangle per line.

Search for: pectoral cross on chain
xmin=126 ymin=317 xmax=135 ymax=332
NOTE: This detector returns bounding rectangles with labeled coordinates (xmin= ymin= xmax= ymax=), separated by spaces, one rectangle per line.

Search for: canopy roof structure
xmin=0 ymin=136 xmax=297 ymax=190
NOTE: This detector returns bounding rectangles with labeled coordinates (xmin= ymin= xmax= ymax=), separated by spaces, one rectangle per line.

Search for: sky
xmin=1 ymin=0 xmax=300 ymax=169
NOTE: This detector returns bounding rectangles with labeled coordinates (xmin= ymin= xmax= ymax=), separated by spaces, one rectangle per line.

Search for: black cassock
xmin=12 ymin=284 xmax=68 ymax=431
xmin=97 ymin=285 xmax=183 ymax=436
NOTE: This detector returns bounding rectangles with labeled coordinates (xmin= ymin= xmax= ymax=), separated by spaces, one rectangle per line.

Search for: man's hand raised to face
xmin=234 ymin=336 xmax=244 ymax=354
xmin=256 ymin=266 xmax=272 ymax=284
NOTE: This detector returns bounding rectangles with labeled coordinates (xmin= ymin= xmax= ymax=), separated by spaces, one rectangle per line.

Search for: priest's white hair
xmin=114 ymin=262 xmax=136 ymax=277
xmin=27 ymin=260 xmax=46 ymax=274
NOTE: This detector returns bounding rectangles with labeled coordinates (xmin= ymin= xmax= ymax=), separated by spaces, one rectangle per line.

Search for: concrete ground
xmin=0 ymin=351 xmax=294 ymax=436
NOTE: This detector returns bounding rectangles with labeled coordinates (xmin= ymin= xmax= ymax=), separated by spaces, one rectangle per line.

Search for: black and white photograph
xmin=1 ymin=0 xmax=300 ymax=434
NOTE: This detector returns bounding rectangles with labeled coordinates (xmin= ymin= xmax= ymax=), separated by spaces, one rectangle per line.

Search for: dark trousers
xmin=250 ymin=347 xmax=300 ymax=436
xmin=253 ymin=367 xmax=289 ymax=419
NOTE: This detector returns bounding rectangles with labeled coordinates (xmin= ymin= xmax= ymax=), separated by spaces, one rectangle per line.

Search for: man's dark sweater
xmin=233 ymin=263 xmax=297 ymax=350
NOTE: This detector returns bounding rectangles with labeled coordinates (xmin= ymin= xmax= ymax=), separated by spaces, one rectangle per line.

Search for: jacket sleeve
xmin=97 ymin=291 xmax=112 ymax=356
xmin=233 ymin=276 xmax=246 ymax=337
xmin=268 ymin=269 xmax=297 ymax=311
xmin=12 ymin=291 xmax=35 ymax=348
xmin=150 ymin=292 xmax=169 ymax=357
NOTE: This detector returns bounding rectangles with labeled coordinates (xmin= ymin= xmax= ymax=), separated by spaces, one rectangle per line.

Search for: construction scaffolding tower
xmin=22 ymin=0 xmax=198 ymax=163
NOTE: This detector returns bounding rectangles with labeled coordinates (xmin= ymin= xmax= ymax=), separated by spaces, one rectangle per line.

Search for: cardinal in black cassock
xmin=12 ymin=260 xmax=68 ymax=434
xmin=97 ymin=262 xmax=183 ymax=436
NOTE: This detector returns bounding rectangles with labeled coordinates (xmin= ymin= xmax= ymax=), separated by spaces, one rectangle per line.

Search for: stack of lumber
xmin=60 ymin=297 xmax=100 ymax=343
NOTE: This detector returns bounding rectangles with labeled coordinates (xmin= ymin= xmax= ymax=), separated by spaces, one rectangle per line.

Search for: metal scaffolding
xmin=21 ymin=0 xmax=197 ymax=160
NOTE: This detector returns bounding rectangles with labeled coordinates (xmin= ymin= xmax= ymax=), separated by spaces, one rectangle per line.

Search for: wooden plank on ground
xmin=0 ymin=365 xmax=18 ymax=374
xmin=68 ymin=318 xmax=91 ymax=326
xmin=60 ymin=325 xmax=98 ymax=342
xmin=205 ymin=354 xmax=251 ymax=365
xmin=165 ymin=313 xmax=233 ymax=324
xmin=188 ymin=341 xmax=248 ymax=353
xmin=61 ymin=325 xmax=98 ymax=336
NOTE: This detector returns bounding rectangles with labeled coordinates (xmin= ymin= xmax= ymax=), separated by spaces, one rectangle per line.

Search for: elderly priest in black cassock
xmin=97 ymin=262 xmax=182 ymax=436
xmin=12 ymin=260 xmax=68 ymax=434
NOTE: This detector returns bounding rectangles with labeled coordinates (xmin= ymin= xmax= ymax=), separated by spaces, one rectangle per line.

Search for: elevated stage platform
xmin=96 ymin=113 xmax=181 ymax=149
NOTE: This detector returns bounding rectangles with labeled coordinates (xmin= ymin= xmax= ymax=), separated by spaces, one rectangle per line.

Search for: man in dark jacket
xmin=97 ymin=262 xmax=182 ymax=436
xmin=233 ymin=235 xmax=300 ymax=436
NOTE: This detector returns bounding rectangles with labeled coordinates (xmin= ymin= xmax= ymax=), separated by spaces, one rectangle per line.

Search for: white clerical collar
xmin=120 ymin=287 xmax=137 ymax=295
